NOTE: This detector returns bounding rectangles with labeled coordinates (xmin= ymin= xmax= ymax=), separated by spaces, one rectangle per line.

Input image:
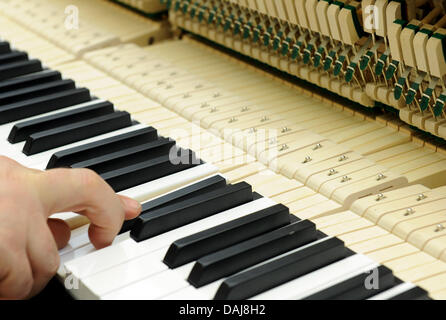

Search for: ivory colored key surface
xmin=63 ymin=198 xmax=276 ymax=279
xmin=363 ymin=187 xmax=446 ymax=223
xmin=350 ymin=184 xmax=431 ymax=217
xmin=406 ymin=223 xmax=446 ymax=251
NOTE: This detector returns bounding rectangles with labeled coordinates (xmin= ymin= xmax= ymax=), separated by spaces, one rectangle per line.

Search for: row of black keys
xmin=0 ymin=42 xmax=209 ymax=195
xmin=131 ymin=174 xmax=430 ymax=300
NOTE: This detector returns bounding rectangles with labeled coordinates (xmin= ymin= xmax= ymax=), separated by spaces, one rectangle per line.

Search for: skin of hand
xmin=0 ymin=156 xmax=142 ymax=299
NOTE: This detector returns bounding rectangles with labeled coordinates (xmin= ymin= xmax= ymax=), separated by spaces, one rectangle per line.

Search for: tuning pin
xmin=339 ymin=155 xmax=348 ymax=162
xmin=404 ymin=208 xmax=415 ymax=216
xmin=376 ymin=173 xmax=386 ymax=181
xmin=261 ymin=116 xmax=269 ymax=122
xmin=228 ymin=117 xmax=238 ymax=123
xmin=435 ymin=224 xmax=445 ymax=232
xmin=417 ymin=194 xmax=427 ymax=201
xmin=328 ymin=168 xmax=338 ymax=176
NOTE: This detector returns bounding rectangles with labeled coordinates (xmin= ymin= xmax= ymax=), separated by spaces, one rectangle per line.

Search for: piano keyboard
xmin=1 ymin=1 xmax=446 ymax=300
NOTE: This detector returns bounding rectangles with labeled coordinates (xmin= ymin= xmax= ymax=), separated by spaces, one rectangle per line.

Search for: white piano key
xmin=57 ymin=166 xmax=221 ymax=263
xmin=119 ymin=163 xmax=219 ymax=202
xmin=101 ymin=237 xmax=337 ymax=300
xmin=250 ymin=254 xmax=378 ymax=300
xmin=368 ymin=282 xmax=416 ymax=300
xmin=102 ymin=268 xmax=189 ymax=300
xmin=161 ymin=286 xmax=207 ymax=300
xmin=64 ymin=197 xmax=276 ymax=281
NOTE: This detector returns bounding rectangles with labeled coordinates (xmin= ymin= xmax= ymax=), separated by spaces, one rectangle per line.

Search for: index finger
xmin=36 ymin=168 xmax=137 ymax=249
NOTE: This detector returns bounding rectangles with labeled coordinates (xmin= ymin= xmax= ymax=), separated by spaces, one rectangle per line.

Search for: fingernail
xmin=122 ymin=197 xmax=142 ymax=214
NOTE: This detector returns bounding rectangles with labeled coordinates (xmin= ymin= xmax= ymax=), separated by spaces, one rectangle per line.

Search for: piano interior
xmin=1 ymin=0 xmax=446 ymax=300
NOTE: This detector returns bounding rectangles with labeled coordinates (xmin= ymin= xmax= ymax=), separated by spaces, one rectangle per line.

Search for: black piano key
xmin=0 ymin=79 xmax=75 ymax=106
xmin=8 ymin=101 xmax=115 ymax=143
xmin=214 ymin=237 xmax=349 ymax=300
xmin=164 ymin=204 xmax=291 ymax=269
xmin=130 ymin=182 xmax=254 ymax=242
xmin=0 ymin=87 xmax=91 ymax=125
xmin=0 ymin=59 xmax=42 ymax=82
xmin=0 ymin=70 xmax=61 ymax=94
xmin=71 ymin=138 xmax=177 ymax=174
xmin=0 ymin=42 xmax=11 ymax=54
xmin=101 ymin=149 xmax=201 ymax=193
xmin=389 ymin=286 xmax=431 ymax=300
xmin=23 ymin=111 xmax=132 ymax=155
xmin=46 ymin=127 xmax=158 ymax=169
xmin=304 ymin=265 xmax=395 ymax=300
xmin=0 ymin=51 xmax=28 ymax=65
xmin=188 ymin=220 xmax=317 ymax=288
xmin=120 ymin=175 xmax=228 ymax=234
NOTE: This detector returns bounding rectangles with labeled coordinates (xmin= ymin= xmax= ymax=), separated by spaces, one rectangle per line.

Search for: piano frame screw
xmin=417 ymin=194 xmax=427 ymax=201
xmin=328 ymin=168 xmax=338 ymax=176
xmin=261 ymin=116 xmax=269 ymax=122
xmin=241 ymin=106 xmax=249 ymax=112
xmin=339 ymin=155 xmax=348 ymax=162
xmin=376 ymin=193 xmax=385 ymax=201
xmin=279 ymin=144 xmax=289 ymax=152
xmin=376 ymin=173 xmax=386 ymax=181
xmin=302 ymin=156 xmax=312 ymax=164
xmin=281 ymin=127 xmax=291 ymax=133
xmin=341 ymin=175 xmax=351 ymax=183
xmin=313 ymin=143 xmax=323 ymax=150
xmin=404 ymin=208 xmax=415 ymax=216
xmin=210 ymin=107 xmax=218 ymax=113
xmin=229 ymin=117 xmax=238 ymax=123
xmin=435 ymin=224 xmax=445 ymax=232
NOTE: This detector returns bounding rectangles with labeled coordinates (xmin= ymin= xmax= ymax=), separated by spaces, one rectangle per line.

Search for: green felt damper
xmin=345 ymin=62 xmax=357 ymax=83
xmin=420 ymin=88 xmax=433 ymax=112
xmin=324 ymin=51 xmax=336 ymax=71
xmin=434 ymin=95 xmax=446 ymax=117
xmin=333 ymin=55 xmax=345 ymax=76
xmin=385 ymin=60 xmax=398 ymax=80
xmin=313 ymin=47 xmax=325 ymax=67
xmin=405 ymin=82 xmax=419 ymax=105
xmin=360 ymin=51 xmax=373 ymax=71
xmin=281 ymin=37 xmax=291 ymax=56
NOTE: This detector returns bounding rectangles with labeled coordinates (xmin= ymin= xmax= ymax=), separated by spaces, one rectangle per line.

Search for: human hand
xmin=0 ymin=156 xmax=141 ymax=299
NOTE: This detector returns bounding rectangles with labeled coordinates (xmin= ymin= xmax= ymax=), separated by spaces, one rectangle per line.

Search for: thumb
xmin=119 ymin=195 xmax=142 ymax=220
